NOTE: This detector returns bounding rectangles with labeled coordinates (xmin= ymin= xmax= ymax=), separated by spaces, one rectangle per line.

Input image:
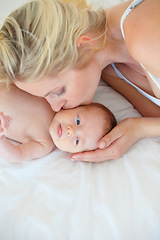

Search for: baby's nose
xmin=67 ymin=126 xmax=74 ymax=136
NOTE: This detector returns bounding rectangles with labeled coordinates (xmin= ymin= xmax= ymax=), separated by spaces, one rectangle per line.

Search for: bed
xmin=0 ymin=0 xmax=160 ymax=239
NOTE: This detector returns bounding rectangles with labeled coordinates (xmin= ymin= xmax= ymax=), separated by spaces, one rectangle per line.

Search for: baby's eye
xmin=76 ymin=137 xmax=79 ymax=145
xmin=76 ymin=117 xmax=80 ymax=125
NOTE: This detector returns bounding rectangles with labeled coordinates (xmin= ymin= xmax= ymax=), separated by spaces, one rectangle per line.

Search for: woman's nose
xmin=46 ymin=99 xmax=67 ymax=112
xmin=67 ymin=126 xmax=75 ymax=136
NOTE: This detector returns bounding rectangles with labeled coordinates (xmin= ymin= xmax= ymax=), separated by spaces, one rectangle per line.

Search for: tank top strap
xmin=111 ymin=63 xmax=160 ymax=107
xmin=120 ymin=0 xmax=144 ymax=39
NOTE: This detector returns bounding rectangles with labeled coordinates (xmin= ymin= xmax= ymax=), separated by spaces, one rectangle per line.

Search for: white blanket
xmin=0 ymin=0 xmax=160 ymax=240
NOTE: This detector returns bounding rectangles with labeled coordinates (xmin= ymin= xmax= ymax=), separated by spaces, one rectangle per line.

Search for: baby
xmin=0 ymin=84 xmax=116 ymax=162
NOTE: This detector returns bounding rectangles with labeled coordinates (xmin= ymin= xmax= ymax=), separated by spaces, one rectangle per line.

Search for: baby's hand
xmin=0 ymin=112 xmax=12 ymax=138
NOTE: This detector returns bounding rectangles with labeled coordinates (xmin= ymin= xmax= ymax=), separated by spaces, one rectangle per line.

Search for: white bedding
xmin=0 ymin=0 xmax=160 ymax=240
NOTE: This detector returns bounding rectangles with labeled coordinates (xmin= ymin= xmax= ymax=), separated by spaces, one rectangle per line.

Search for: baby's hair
xmin=85 ymin=102 xmax=117 ymax=134
xmin=0 ymin=0 xmax=107 ymax=85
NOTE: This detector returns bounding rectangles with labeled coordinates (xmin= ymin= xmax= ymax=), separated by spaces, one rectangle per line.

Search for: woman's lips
xmin=57 ymin=124 xmax=62 ymax=137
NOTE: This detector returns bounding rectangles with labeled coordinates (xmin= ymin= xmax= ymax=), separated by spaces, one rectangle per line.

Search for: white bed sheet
xmin=0 ymin=0 xmax=160 ymax=240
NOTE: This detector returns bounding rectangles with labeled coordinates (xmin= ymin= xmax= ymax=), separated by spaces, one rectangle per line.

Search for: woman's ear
xmin=77 ymin=35 xmax=95 ymax=48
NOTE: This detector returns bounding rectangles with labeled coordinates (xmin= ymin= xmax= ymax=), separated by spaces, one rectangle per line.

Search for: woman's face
xmin=14 ymin=61 xmax=101 ymax=112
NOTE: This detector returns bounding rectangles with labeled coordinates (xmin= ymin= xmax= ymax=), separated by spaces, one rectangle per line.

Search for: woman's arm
xmin=123 ymin=0 xmax=160 ymax=76
xmin=70 ymin=117 xmax=160 ymax=162
xmin=70 ymin=71 xmax=160 ymax=162
xmin=123 ymin=0 xmax=160 ymax=99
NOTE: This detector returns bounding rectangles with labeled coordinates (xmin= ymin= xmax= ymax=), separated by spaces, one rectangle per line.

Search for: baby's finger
xmin=1 ymin=115 xmax=12 ymax=129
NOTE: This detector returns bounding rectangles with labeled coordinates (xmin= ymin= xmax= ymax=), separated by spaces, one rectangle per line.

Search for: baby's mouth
xmin=57 ymin=124 xmax=62 ymax=137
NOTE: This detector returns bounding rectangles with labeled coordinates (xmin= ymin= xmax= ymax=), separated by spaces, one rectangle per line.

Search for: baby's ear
xmin=77 ymin=35 xmax=95 ymax=48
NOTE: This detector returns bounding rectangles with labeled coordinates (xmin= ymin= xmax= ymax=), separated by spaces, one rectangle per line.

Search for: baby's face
xmin=50 ymin=105 xmax=109 ymax=153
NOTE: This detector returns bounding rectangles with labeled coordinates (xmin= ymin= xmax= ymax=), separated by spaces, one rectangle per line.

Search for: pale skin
xmin=0 ymin=84 xmax=55 ymax=162
xmin=50 ymin=104 xmax=113 ymax=153
xmin=0 ymin=85 xmax=113 ymax=162
xmin=14 ymin=0 xmax=160 ymax=162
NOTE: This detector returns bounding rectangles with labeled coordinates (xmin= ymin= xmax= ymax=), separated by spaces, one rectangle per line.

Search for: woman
xmin=0 ymin=0 xmax=160 ymax=162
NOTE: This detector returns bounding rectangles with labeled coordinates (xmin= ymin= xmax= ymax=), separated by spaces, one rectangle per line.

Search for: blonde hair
xmin=0 ymin=0 xmax=107 ymax=84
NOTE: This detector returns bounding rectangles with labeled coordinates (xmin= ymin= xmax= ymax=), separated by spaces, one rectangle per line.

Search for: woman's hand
xmin=70 ymin=118 xmax=143 ymax=163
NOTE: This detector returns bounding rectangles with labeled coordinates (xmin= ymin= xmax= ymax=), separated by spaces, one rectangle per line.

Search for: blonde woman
xmin=0 ymin=0 xmax=160 ymax=162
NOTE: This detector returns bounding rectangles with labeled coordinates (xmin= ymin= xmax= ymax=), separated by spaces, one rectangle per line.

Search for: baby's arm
xmin=0 ymin=113 xmax=54 ymax=162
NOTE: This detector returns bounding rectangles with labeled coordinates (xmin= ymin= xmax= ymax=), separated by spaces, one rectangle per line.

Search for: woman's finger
xmin=98 ymin=123 xmax=124 ymax=149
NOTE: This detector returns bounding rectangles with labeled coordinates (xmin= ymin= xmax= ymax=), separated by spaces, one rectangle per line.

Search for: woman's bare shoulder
xmin=123 ymin=0 xmax=160 ymax=74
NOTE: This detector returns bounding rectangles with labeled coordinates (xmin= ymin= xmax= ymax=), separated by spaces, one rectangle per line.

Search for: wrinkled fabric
xmin=0 ymin=81 xmax=160 ymax=240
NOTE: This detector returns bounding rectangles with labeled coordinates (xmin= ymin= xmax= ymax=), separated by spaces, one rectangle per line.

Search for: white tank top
xmin=112 ymin=0 xmax=160 ymax=106
xmin=111 ymin=63 xmax=160 ymax=106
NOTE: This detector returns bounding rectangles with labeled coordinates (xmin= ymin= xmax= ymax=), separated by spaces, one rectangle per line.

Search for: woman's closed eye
xmin=56 ymin=87 xmax=66 ymax=96
xmin=49 ymin=87 xmax=66 ymax=98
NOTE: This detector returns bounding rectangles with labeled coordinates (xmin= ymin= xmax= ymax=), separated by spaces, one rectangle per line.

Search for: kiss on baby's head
xmin=0 ymin=84 xmax=116 ymax=162
xmin=50 ymin=102 xmax=117 ymax=153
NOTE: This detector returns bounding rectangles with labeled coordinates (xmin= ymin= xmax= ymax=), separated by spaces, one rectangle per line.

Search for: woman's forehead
xmin=14 ymin=75 xmax=60 ymax=96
